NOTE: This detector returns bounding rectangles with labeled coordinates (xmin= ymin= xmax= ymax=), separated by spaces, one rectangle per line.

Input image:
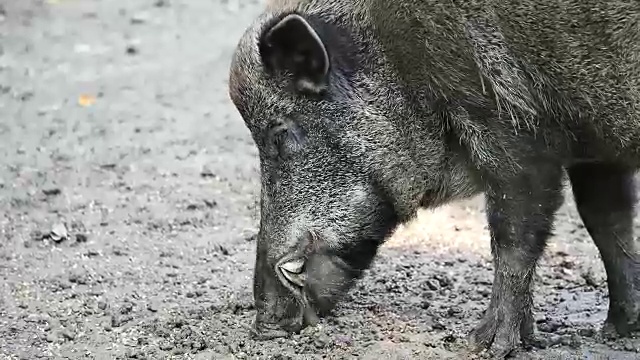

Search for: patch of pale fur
xmin=385 ymin=195 xmax=491 ymax=257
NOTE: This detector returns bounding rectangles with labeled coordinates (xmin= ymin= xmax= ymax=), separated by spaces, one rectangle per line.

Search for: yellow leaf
xmin=78 ymin=94 xmax=96 ymax=107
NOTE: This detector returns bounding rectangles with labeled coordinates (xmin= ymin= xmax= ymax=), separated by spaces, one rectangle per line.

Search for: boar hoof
xmin=468 ymin=306 xmax=534 ymax=359
xmin=594 ymin=286 xmax=640 ymax=340
xmin=600 ymin=307 xmax=640 ymax=340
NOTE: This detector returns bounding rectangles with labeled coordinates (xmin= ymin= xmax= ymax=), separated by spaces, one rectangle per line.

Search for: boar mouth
xmin=279 ymin=276 xmax=322 ymax=328
xmin=251 ymin=322 xmax=291 ymax=340
xmin=251 ymin=289 xmax=320 ymax=340
xmin=272 ymin=256 xmax=321 ymax=327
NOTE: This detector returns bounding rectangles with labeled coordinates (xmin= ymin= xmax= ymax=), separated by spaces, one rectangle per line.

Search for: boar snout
xmin=252 ymin=303 xmax=320 ymax=340
xmin=252 ymin=231 xmax=368 ymax=339
xmin=251 ymin=322 xmax=291 ymax=341
xmin=252 ymin=313 xmax=304 ymax=340
xmin=252 ymin=261 xmax=301 ymax=339
xmin=251 ymin=240 xmax=319 ymax=340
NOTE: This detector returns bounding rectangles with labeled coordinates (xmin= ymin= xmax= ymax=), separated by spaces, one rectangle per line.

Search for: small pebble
xmin=244 ymin=232 xmax=257 ymax=242
xmin=50 ymin=223 xmax=68 ymax=243
xmin=120 ymin=302 xmax=134 ymax=314
xmin=200 ymin=166 xmax=216 ymax=178
xmin=25 ymin=314 xmax=44 ymax=323
xmin=86 ymin=250 xmax=99 ymax=257
xmin=125 ymin=349 xmax=139 ymax=359
xmin=112 ymin=247 xmax=127 ymax=256
xmin=314 ymin=336 xmax=329 ymax=349
xmin=31 ymin=230 xmax=46 ymax=241
xmin=399 ymin=334 xmax=411 ymax=343
xmin=204 ymin=199 xmax=218 ymax=208
xmin=582 ymin=271 xmax=600 ymax=287
xmin=426 ymin=279 xmax=441 ymax=291
xmin=560 ymin=334 xmax=576 ymax=347
xmin=432 ymin=320 xmax=446 ymax=331
xmin=442 ymin=333 xmax=456 ymax=343
xmin=538 ymin=319 xmax=562 ymax=333
xmin=623 ymin=339 xmax=637 ymax=352
xmin=125 ymin=45 xmax=139 ymax=55
xmin=60 ymin=329 xmax=75 ymax=341
xmin=577 ymin=327 xmax=596 ymax=338
xmin=186 ymin=204 xmax=199 ymax=211
xmin=111 ymin=314 xmax=133 ymax=328
xmin=334 ymin=335 xmax=352 ymax=347
xmin=68 ymin=272 xmax=87 ymax=285
xmin=447 ymin=305 xmax=463 ymax=317
xmin=568 ymin=334 xmax=582 ymax=348
xmin=130 ymin=13 xmax=149 ymax=24
xmin=42 ymin=188 xmax=61 ymax=196
xmin=215 ymin=245 xmax=230 ymax=256
xmin=533 ymin=335 xmax=562 ymax=349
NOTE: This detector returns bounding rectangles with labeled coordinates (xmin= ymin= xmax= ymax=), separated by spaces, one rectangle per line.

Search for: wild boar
xmin=228 ymin=0 xmax=640 ymax=357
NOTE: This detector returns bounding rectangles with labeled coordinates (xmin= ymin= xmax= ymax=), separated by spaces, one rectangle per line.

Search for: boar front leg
xmin=469 ymin=164 xmax=564 ymax=358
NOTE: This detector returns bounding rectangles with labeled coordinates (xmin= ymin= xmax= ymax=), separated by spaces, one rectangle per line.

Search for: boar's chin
xmin=303 ymin=252 xmax=361 ymax=316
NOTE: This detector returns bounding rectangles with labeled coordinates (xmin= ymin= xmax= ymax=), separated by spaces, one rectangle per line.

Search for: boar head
xmin=228 ymin=10 xmax=446 ymax=339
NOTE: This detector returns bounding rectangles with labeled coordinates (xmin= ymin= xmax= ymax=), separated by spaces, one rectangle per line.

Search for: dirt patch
xmin=1 ymin=0 xmax=639 ymax=359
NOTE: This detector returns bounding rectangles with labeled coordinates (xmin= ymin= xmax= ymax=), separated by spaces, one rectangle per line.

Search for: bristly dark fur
xmin=229 ymin=0 xmax=640 ymax=357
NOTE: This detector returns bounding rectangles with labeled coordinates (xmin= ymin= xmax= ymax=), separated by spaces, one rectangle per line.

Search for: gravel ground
xmin=1 ymin=1 xmax=639 ymax=359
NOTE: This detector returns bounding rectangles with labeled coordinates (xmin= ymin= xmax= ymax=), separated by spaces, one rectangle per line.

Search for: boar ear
xmin=259 ymin=14 xmax=330 ymax=95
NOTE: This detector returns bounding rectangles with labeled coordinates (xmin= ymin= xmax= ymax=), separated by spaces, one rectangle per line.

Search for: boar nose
xmin=253 ymin=296 xmax=305 ymax=340
xmin=252 ymin=255 xmax=305 ymax=339
xmin=252 ymin=314 xmax=305 ymax=340
xmin=251 ymin=319 xmax=291 ymax=340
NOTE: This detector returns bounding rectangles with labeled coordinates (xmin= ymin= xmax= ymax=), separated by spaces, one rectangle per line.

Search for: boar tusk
xmin=280 ymin=259 xmax=305 ymax=274
xmin=282 ymin=271 xmax=306 ymax=287
xmin=279 ymin=259 xmax=306 ymax=287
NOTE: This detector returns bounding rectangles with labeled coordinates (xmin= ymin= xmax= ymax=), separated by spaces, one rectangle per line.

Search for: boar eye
xmin=267 ymin=120 xmax=307 ymax=159
xmin=272 ymin=125 xmax=288 ymax=149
